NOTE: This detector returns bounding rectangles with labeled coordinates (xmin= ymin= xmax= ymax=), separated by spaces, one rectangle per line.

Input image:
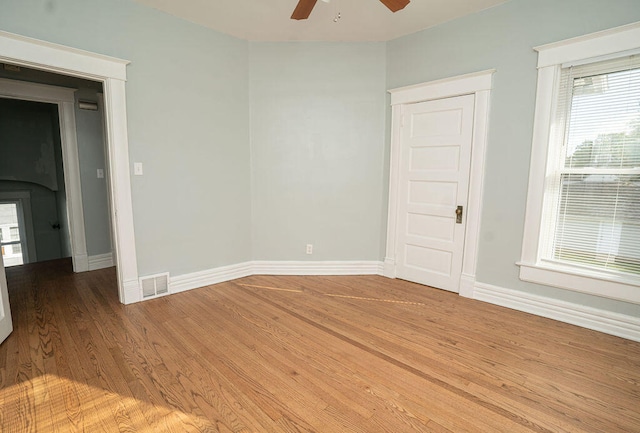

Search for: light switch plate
xmin=97 ymin=168 xmax=104 ymax=179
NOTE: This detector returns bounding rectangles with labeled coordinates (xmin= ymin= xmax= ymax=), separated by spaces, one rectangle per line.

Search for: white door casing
xmin=395 ymin=94 xmax=475 ymax=292
xmin=385 ymin=70 xmax=494 ymax=296
xmin=0 ymin=252 xmax=12 ymax=344
xmin=0 ymin=31 xmax=141 ymax=304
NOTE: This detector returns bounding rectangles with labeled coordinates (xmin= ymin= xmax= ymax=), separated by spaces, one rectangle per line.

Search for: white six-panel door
xmin=395 ymin=94 xmax=475 ymax=292
xmin=0 ymin=253 xmax=13 ymax=345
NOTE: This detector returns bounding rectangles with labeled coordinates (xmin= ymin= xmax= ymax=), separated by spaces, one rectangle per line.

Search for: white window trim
xmin=519 ymin=21 xmax=640 ymax=304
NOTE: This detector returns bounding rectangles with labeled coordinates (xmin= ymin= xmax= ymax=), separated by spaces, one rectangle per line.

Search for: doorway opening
xmin=0 ymin=30 xmax=139 ymax=304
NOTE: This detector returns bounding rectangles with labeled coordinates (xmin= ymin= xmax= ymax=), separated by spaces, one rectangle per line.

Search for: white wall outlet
xmin=306 ymin=244 xmax=313 ymax=255
xmin=97 ymin=168 xmax=104 ymax=179
xmin=134 ymin=162 xmax=143 ymax=176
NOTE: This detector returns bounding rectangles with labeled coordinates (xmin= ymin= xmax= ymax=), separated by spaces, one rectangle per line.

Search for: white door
xmin=0 ymin=252 xmax=13 ymax=344
xmin=395 ymin=94 xmax=475 ymax=292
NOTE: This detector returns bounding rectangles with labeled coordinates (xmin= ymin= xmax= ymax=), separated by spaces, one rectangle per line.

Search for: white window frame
xmin=519 ymin=21 xmax=640 ymax=304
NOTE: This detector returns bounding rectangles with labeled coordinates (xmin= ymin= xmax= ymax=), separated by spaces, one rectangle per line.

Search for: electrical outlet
xmin=306 ymin=244 xmax=313 ymax=255
xmin=134 ymin=162 xmax=143 ymax=176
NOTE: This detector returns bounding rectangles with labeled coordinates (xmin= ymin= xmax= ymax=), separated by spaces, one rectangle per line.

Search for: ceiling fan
xmin=291 ymin=0 xmax=410 ymax=20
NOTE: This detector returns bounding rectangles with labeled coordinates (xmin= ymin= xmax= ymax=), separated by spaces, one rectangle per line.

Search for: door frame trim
xmin=0 ymin=30 xmax=140 ymax=304
xmin=384 ymin=69 xmax=494 ymax=296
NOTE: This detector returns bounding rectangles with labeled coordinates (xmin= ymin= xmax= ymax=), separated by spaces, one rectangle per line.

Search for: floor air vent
xmin=140 ymin=273 xmax=170 ymax=299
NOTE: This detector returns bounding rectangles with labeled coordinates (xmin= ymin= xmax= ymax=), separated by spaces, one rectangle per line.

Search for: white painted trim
xmin=470 ymin=282 xmax=640 ymax=343
xmin=165 ymin=261 xmax=384 ymax=298
xmin=519 ymin=263 xmax=640 ymax=305
xmin=0 ymin=31 xmax=129 ymax=81
xmin=385 ymin=70 xmax=494 ymax=294
xmin=388 ymin=69 xmax=495 ymax=106
xmin=0 ymin=78 xmax=88 ymax=272
xmin=520 ymin=23 xmax=640 ymax=304
xmin=102 ymin=78 xmax=139 ymax=304
xmin=0 ymin=253 xmax=12 ymax=344
xmin=88 ymin=253 xmax=114 ymax=271
xmin=458 ymin=273 xmax=476 ymax=298
xmin=0 ymin=31 xmax=139 ymax=304
xmin=252 ymin=261 xmax=384 ymax=276
xmin=534 ymin=21 xmax=640 ymax=68
xmin=170 ymin=262 xmax=253 ymax=294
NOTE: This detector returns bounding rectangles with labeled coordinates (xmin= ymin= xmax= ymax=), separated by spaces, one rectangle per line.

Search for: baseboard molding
xmin=167 ymin=260 xmax=384 ymax=296
xmin=472 ymin=282 xmax=640 ymax=342
xmin=88 ymin=253 xmax=114 ymax=271
xmin=170 ymin=262 xmax=254 ymax=294
xmin=252 ymin=260 xmax=384 ymax=276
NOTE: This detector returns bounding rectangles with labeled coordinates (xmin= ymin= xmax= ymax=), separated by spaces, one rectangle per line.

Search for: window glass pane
xmin=553 ymin=174 xmax=640 ymax=275
xmin=565 ymin=67 xmax=640 ymax=170
xmin=0 ymin=203 xmax=19 ymax=230
xmin=0 ymin=203 xmax=24 ymax=266
xmin=9 ymin=226 xmax=19 ymax=241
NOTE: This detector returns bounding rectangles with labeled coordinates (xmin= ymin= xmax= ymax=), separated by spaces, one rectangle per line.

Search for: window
xmin=520 ymin=22 xmax=640 ymax=304
xmin=542 ymin=56 xmax=640 ymax=276
xmin=0 ymin=203 xmax=26 ymax=267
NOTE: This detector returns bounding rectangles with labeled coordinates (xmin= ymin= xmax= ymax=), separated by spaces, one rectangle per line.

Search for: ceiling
xmin=131 ymin=0 xmax=509 ymax=42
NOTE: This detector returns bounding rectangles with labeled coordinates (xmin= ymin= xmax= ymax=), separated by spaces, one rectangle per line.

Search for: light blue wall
xmin=387 ymin=0 xmax=640 ymax=315
xmin=0 ymin=0 xmax=253 ymax=276
xmin=249 ymin=42 xmax=387 ymax=260
xmin=74 ymin=88 xmax=111 ymax=257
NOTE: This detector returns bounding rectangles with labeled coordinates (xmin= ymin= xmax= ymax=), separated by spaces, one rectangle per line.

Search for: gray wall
xmin=0 ymin=0 xmax=253 ymax=277
xmin=74 ymin=88 xmax=111 ymax=257
xmin=249 ymin=42 xmax=387 ymax=260
xmin=387 ymin=0 xmax=640 ymax=316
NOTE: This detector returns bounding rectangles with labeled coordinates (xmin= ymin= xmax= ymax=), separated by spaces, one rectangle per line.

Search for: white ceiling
xmin=132 ymin=0 xmax=508 ymax=42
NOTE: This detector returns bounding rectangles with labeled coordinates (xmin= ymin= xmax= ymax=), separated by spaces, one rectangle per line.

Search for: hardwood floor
xmin=1 ymin=259 xmax=639 ymax=432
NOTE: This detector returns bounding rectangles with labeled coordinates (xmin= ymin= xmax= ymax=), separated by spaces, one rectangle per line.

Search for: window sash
xmin=540 ymin=54 xmax=640 ymax=278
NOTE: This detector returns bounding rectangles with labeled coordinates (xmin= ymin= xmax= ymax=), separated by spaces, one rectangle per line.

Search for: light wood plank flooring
xmin=1 ymin=259 xmax=639 ymax=432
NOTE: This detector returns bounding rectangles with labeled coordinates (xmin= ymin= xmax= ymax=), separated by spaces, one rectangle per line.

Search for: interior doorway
xmin=0 ymin=30 xmax=139 ymax=304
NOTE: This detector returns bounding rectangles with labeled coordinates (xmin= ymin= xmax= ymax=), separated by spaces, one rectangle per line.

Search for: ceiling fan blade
xmin=291 ymin=0 xmax=318 ymax=20
xmin=379 ymin=0 xmax=410 ymax=13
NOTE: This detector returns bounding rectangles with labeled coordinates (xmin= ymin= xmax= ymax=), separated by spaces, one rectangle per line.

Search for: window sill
xmin=517 ymin=261 xmax=640 ymax=305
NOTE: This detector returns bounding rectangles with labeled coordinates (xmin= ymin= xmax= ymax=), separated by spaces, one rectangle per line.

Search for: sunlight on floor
xmin=0 ymin=374 xmax=215 ymax=432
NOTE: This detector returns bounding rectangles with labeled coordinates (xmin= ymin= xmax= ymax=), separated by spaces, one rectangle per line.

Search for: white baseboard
xmin=167 ymin=260 xmax=383 ymax=296
xmin=472 ymin=282 xmax=640 ymax=343
xmin=88 ymin=253 xmax=114 ymax=271
xmin=170 ymin=262 xmax=253 ymax=294
xmin=252 ymin=260 xmax=384 ymax=276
